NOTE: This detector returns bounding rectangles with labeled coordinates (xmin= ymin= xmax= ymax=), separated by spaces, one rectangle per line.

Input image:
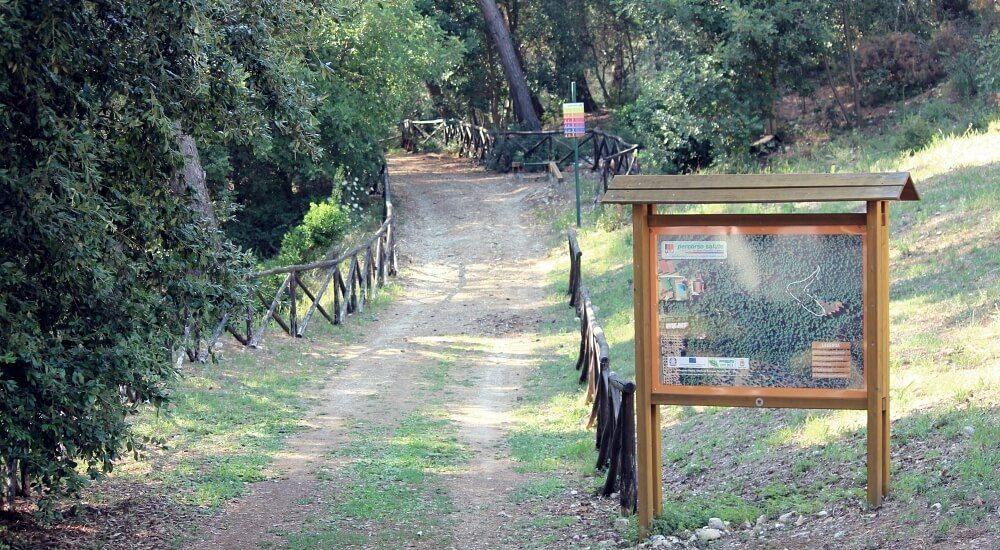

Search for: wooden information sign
xmin=603 ymin=173 xmax=920 ymax=534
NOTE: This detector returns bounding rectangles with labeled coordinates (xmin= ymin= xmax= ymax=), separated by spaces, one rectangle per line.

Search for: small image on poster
xmin=656 ymin=231 xmax=864 ymax=390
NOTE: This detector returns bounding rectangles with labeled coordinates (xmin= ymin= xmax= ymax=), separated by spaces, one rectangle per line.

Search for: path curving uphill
xmin=188 ymin=153 xmax=554 ymax=548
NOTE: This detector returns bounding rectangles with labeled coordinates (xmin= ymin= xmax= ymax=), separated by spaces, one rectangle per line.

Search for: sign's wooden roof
xmin=604 ymin=172 xmax=919 ymax=204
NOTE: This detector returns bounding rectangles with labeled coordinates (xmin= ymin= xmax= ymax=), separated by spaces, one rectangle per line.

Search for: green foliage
xmin=223 ymin=0 xmax=461 ymax=257
xmin=975 ymin=31 xmax=1000 ymax=99
xmin=894 ymin=114 xmax=936 ymax=151
xmin=0 ymin=0 xmax=301 ymax=506
xmin=275 ymin=198 xmax=350 ymax=266
xmin=618 ymin=53 xmax=756 ymax=172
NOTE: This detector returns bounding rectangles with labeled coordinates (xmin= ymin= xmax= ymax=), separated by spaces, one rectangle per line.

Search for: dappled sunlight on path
xmin=187 ymin=153 xmax=556 ymax=548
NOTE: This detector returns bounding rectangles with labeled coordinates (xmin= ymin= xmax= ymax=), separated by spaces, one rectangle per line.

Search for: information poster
xmin=655 ymin=230 xmax=865 ymax=390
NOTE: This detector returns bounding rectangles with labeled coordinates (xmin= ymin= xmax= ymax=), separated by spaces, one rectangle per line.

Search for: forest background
xmin=1 ymin=0 xmax=997 ymax=516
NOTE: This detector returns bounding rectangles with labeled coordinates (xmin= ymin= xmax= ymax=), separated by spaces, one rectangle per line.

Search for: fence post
xmin=289 ymin=271 xmax=298 ymax=337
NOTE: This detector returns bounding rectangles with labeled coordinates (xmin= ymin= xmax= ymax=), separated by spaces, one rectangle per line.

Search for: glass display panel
xmin=655 ymin=228 xmax=864 ymax=390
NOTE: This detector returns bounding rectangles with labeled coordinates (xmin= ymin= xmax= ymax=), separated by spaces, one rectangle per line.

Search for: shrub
xmin=975 ymin=32 xmax=1000 ymax=102
xmin=894 ymin=115 xmax=935 ymax=152
xmin=858 ymin=32 xmax=944 ymax=105
xmin=618 ymin=53 xmax=757 ymax=173
xmin=275 ymin=198 xmax=350 ymax=266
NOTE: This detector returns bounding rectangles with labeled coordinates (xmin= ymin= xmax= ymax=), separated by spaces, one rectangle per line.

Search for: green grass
xmin=530 ymin=98 xmax=999 ymax=542
xmin=283 ymin=411 xmax=469 ymax=549
xmin=121 ymin=345 xmax=340 ymax=508
xmin=104 ymin=284 xmax=399 ymax=513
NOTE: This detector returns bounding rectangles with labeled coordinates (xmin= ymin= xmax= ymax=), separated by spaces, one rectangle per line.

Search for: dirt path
xmin=188 ymin=154 xmax=552 ymax=549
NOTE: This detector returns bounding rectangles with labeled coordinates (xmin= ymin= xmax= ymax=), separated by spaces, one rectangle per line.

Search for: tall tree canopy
xmin=0 ymin=0 xmax=458 ymax=507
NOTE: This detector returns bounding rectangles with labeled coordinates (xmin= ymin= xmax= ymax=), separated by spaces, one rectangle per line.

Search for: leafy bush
xmin=858 ymin=32 xmax=944 ymax=105
xmin=275 ymin=198 xmax=351 ymax=266
xmin=976 ymin=32 xmax=1000 ymax=102
xmin=894 ymin=115 xmax=936 ymax=152
xmin=0 ymin=1 xmax=275 ymax=509
xmin=618 ymin=53 xmax=757 ymax=173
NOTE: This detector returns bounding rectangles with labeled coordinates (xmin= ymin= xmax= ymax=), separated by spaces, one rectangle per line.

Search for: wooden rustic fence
xmin=568 ymin=231 xmax=638 ymax=515
xmin=400 ymin=118 xmax=494 ymax=162
xmin=400 ymin=118 xmax=640 ymax=202
xmin=182 ymin=162 xmax=396 ymax=361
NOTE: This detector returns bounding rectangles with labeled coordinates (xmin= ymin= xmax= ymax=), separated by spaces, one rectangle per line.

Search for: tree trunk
xmin=476 ymin=0 xmax=540 ymax=130
xmin=172 ymin=130 xmax=218 ymax=229
xmin=841 ymin=3 xmax=862 ymax=126
xmin=425 ymin=81 xmax=446 ymax=117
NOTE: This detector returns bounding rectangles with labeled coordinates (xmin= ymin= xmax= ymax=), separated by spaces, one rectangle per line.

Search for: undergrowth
xmin=534 ymin=99 xmax=999 ymax=543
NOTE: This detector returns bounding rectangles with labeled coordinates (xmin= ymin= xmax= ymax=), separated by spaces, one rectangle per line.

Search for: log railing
xmin=400 ymin=118 xmax=494 ymax=162
xmin=400 ymin=118 xmax=640 ymax=202
xmin=567 ymin=230 xmax=638 ymax=515
xmin=182 ymin=162 xmax=396 ymax=360
xmin=590 ymin=130 xmax=640 ymax=199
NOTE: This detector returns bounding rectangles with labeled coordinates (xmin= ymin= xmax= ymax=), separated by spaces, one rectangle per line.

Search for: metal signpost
xmin=563 ymin=82 xmax=585 ymax=227
xmin=604 ymin=173 xmax=920 ymax=535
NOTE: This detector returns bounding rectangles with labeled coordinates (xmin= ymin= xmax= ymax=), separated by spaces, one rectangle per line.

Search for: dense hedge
xmin=0 ymin=0 xmax=458 ymax=510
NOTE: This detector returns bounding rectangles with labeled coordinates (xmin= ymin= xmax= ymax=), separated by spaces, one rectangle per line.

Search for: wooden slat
xmin=604 ymin=185 xmax=907 ymax=204
xmin=650 ymin=387 xmax=867 ymax=409
xmin=632 ymin=204 xmax=656 ymax=535
xmin=865 ymin=200 xmax=886 ymax=507
xmin=612 ymin=172 xmax=911 ymax=190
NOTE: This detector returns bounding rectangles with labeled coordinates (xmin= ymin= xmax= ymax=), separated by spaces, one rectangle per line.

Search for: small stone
xmin=755 ymin=514 xmax=767 ymax=526
xmin=834 ymin=531 xmax=846 ymax=539
xmin=931 ymin=502 xmax=942 ymax=511
xmin=570 ymin=490 xmax=578 ymax=495
xmin=741 ymin=521 xmax=752 ymax=529
xmin=795 ymin=515 xmax=807 ymax=526
xmin=707 ymin=517 xmax=726 ymax=530
xmin=816 ymin=510 xmax=829 ymax=518
xmin=614 ymin=517 xmax=630 ymax=531
xmin=695 ymin=528 xmax=723 ymax=542
xmin=963 ymin=425 xmax=975 ymax=436
xmin=778 ymin=511 xmax=797 ymax=523
xmin=649 ymin=534 xmax=668 ymax=548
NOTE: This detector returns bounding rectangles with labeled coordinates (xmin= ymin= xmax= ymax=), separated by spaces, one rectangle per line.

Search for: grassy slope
xmin=512 ymin=106 xmax=998 ymax=545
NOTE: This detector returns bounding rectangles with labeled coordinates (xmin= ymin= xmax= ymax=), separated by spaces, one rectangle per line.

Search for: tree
xmin=0 ymin=0 xmax=318 ymax=510
xmin=223 ymin=0 xmax=461 ymax=256
xmin=475 ymin=0 xmax=541 ymax=129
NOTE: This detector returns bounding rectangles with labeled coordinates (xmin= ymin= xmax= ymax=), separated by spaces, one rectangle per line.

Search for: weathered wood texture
xmin=567 ymin=231 xmax=638 ymax=515
xmin=183 ymin=161 xmax=397 ymax=360
xmin=400 ymin=119 xmax=640 ymax=201
xmin=605 ymin=173 xmax=918 ymax=204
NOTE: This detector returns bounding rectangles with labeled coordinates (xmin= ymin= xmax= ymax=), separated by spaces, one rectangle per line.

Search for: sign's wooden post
xmin=632 ymin=203 xmax=655 ymax=535
xmin=607 ymin=175 xmax=917 ymax=534
xmin=865 ymin=200 xmax=892 ymax=506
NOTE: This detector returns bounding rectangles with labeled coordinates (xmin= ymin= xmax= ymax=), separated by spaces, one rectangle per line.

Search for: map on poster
xmin=656 ymin=231 xmax=865 ymax=390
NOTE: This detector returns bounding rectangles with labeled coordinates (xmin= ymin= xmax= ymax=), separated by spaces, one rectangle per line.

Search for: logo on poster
xmin=660 ymin=240 xmax=727 ymax=260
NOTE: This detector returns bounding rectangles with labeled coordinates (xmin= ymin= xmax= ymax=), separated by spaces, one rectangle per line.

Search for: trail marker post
xmin=603 ymin=173 xmax=920 ymax=536
xmin=563 ymin=82 xmax=585 ymax=227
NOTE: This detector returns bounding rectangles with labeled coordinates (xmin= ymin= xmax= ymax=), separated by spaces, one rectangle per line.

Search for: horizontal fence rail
xmin=181 ymin=162 xmax=397 ymax=361
xmin=401 ymin=118 xmax=494 ymax=162
xmin=567 ymin=231 xmax=638 ymax=515
xmin=401 ymin=118 xmax=640 ymax=202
